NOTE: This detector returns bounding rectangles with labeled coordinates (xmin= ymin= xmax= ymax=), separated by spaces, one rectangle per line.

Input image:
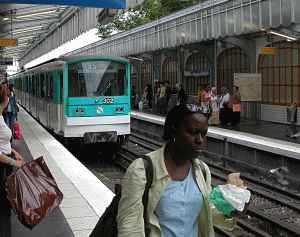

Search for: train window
xmin=68 ymin=60 xmax=127 ymax=97
xmin=40 ymin=74 xmax=46 ymax=99
xmin=26 ymin=76 xmax=29 ymax=93
xmin=36 ymin=75 xmax=40 ymax=96
xmin=32 ymin=75 xmax=36 ymax=96
xmin=59 ymin=71 xmax=63 ymax=103
xmin=49 ymin=74 xmax=54 ymax=100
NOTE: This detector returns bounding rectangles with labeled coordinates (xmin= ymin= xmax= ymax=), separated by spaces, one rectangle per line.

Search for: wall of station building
xmin=132 ymin=35 xmax=300 ymax=125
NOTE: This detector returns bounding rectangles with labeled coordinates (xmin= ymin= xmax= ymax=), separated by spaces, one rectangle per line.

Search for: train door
xmin=59 ymin=71 xmax=64 ymax=134
xmin=21 ymin=76 xmax=25 ymax=106
xmin=31 ymin=75 xmax=37 ymax=117
xmin=35 ymin=74 xmax=40 ymax=119
xmin=39 ymin=73 xmax=47 ymax=125
xmin=46 ymin=72 xmax=59 ymax=132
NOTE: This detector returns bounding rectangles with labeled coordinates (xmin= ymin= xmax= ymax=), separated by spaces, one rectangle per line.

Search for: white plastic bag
xmin=139 ymin=101 xmax=144 ymax=110
xmin=219 ymin=184 xmax=251 ymax=211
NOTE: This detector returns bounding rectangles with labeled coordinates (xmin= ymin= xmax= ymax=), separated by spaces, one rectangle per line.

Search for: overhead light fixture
xmin=268 ymin=30 xmax=299 ymax=41
xmin=16 ymin=9 xmax=59 ymax=19
xmin=12 ymin=25 xmax=43 ymax=34
xmin=2 ymin=8 xmax=59 ymax=21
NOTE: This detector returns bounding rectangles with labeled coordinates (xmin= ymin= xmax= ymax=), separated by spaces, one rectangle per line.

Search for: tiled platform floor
xmin=11 ymin=107 xmax=115 ymax=237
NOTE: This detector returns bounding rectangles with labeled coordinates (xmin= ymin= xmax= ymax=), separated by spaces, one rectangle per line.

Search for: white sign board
xmin=234 ymin=73 xmax=262 ymax=101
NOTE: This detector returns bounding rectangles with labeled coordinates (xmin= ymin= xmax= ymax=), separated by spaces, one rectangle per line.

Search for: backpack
xmin=89 ymin=155 xmax=153 ymax=237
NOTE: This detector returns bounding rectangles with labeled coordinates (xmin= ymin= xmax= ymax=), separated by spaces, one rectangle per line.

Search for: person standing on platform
xmin=228 ymin=86 xmax=241 ymax=126
xmin=144 ymin=84 xmax=153 ymax=111
xmin=156 ymin=82 xmax=165 ymax=113
xmin=0 ymin=84 xmax=25 ymax=237
xmin=161 ymin=81 xmax=171 ymax=114
xmin=131 ymin=85 xmax=137 ymax=109
xmin=117 ymin=104 xmax=249 ymax=237
xmin=219 ymin=87 xmax=231 ymax=125
xmin=197 ymin=84 xmax=204 ymax=106
xmin=201 ymin=84 xmax=211 ymax=107
xmin=177 ymin=84 xmax=187 ymax=104
xmin=209 ymin=87 xmax=220 ymax=125
xmin=5 ymin=86 xmax=19 ymax=136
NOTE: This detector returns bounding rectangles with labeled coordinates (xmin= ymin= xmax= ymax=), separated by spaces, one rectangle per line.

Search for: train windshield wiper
xmin=95 ymin=83 xmax=111 ymax=103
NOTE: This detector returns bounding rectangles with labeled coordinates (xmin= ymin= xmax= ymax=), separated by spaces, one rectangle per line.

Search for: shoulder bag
xmin=233 ymin=103 xmax=242 ymax=112
xmin=89 ymin=155 xmax=153 ymax=237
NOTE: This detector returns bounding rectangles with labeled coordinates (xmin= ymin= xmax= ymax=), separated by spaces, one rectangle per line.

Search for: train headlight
xmin=114 ymin=107 xmax=124 ymax=113
xmin=74 ymin=108 xmax=85 ymax=114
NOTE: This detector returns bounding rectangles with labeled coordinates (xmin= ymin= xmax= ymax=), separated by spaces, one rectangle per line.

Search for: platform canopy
xmin=0 ymin=0 xmax=134 ymax=67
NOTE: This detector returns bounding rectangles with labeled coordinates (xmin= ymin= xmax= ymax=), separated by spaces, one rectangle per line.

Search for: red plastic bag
xmin=5 ymin=156 xmax=63 ymax=229
xmin=13 ymin=123 xmax=21 ymax=140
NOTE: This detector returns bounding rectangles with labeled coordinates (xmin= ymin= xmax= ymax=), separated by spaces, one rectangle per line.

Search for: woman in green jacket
xmin=117 ymin=104 xmax=249 ymax=237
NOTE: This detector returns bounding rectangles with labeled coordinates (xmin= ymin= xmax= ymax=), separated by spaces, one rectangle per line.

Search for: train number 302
xmin=103 ymin=98 xmax=114 ymax=104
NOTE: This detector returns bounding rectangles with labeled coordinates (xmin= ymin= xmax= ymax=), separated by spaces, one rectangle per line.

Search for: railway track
xmin=115 ymin=132 xmax=300 ymax=237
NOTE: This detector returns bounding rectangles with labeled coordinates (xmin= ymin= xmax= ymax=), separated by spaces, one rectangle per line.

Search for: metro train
xmin=8 ymin=55 xmax=131 ymax=147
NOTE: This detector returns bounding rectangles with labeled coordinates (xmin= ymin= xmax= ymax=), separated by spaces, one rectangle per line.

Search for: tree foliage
xmin=97 ymin=0 xmax=203 ymax=39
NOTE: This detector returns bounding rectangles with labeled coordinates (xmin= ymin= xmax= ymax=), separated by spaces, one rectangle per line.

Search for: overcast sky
xmin=7 ymin=28 xmax=100 ymax=74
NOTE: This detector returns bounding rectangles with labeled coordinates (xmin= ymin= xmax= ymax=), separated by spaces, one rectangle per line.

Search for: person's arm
xmin=0 ymin=151 xmax=25 ymax=168
xmin=117 ymin=158 xmax=147 ymax=237
xmin=201 ymin=92 xmax=206 ymax=102
xmin=11 ymin=148 xmax=24 ymax=161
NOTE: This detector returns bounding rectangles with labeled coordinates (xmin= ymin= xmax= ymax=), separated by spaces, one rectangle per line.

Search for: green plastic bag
xmin=209 ymin=187 xmax=235 ymax=215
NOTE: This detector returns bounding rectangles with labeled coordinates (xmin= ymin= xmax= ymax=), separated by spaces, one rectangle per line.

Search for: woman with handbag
xmin=219 ymin=87 xmax=231 ymax=125
xmin=0 ymin=85 xmax=25 ymax=236
xmin=117 ymin=104 xmax=249 ymax=237
xmin=228 ymin=86 xmax=241 ymax=126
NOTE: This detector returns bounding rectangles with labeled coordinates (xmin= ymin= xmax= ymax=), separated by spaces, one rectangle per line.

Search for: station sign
xmin=0 ymin=39 xmax=18 ymax=46
xmin=0 ymin=0 xmax=126 ymax=9
xmin=184 ymin=70 xmax=210 ymax=77
xmin=260 ymin=47 xmax=278 ymax=54
xmin=0 ymin=58 xmax=13 ymax=65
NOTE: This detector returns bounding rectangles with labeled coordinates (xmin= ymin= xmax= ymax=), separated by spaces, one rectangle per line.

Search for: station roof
xmin=0 ymin=4 xmax=73 ymax=60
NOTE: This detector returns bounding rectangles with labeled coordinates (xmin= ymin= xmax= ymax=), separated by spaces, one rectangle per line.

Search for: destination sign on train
xmin=0 ymin=39 xmax=18 ymax=46
xmin=260 ymin=47 xmax=278 ymax=54
xmin=0 ymin=0 xmax=126 ymax=9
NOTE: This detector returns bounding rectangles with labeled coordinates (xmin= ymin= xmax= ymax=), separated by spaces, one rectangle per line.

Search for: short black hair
xmin=163 ymin=104 xmax=207 ymax=141
xmin=199 ymin=84 xmax=203 ymax=87
xmin=165 ymin=81 xmax=170 ymax=84
xmin=234 ymin=86 xmax=239 ymax=91
xmin=203 ymin=84 xmax=209 ymax=89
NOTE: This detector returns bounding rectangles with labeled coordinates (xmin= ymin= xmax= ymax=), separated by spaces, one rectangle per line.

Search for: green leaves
xmin=97 ymin=0 xmax=203 ymax=39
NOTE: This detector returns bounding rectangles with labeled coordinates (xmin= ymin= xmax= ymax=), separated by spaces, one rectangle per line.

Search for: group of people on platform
xmin=0 ymin=81 xmax=25 ymax=236
xmin=196 ymin=84 xmax=241 ymax=126
xmin=140 ymin=81 xmax=172 ymax=114
xmin=133 ymin=81 xmax=241 ymax=126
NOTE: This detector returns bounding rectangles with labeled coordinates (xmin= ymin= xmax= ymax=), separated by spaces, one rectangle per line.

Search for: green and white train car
xmin=9 ymin=55 xmax=131 ymax=145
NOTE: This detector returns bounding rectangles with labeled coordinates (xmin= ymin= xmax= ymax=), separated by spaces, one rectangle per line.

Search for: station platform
xmin=131 ymin=109 xmax=300 ymax=160
xmin=132 ymin=108 xmax=300 ymax=145
xmin=10 ymin=107 xmax=114 ymax=237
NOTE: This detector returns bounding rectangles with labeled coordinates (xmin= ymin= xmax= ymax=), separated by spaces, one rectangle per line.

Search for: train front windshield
xmin=68 ymin=60 xmax=127 ymax=97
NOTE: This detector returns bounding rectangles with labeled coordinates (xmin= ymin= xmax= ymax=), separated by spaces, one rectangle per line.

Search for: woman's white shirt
xmin=219 ymin=94 xmax=230 ymax=109
xmin=0 ymin=115 xmax=12 ymax=156
xmin=210 ymin=96 xmax=219 ymax=112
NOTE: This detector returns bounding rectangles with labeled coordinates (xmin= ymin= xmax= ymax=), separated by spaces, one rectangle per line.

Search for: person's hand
xmin=217 ymin=95 xmax=221 ymax=98
xmin=14 ymin=153 xmax=24 ymax=161
xmin=16 ymin=117 xmax=18 ymax=121
xmin=13 ymin=160 xmax=25 ymax=168
xmin=225 ymin=201 xmax=250 ymax=219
